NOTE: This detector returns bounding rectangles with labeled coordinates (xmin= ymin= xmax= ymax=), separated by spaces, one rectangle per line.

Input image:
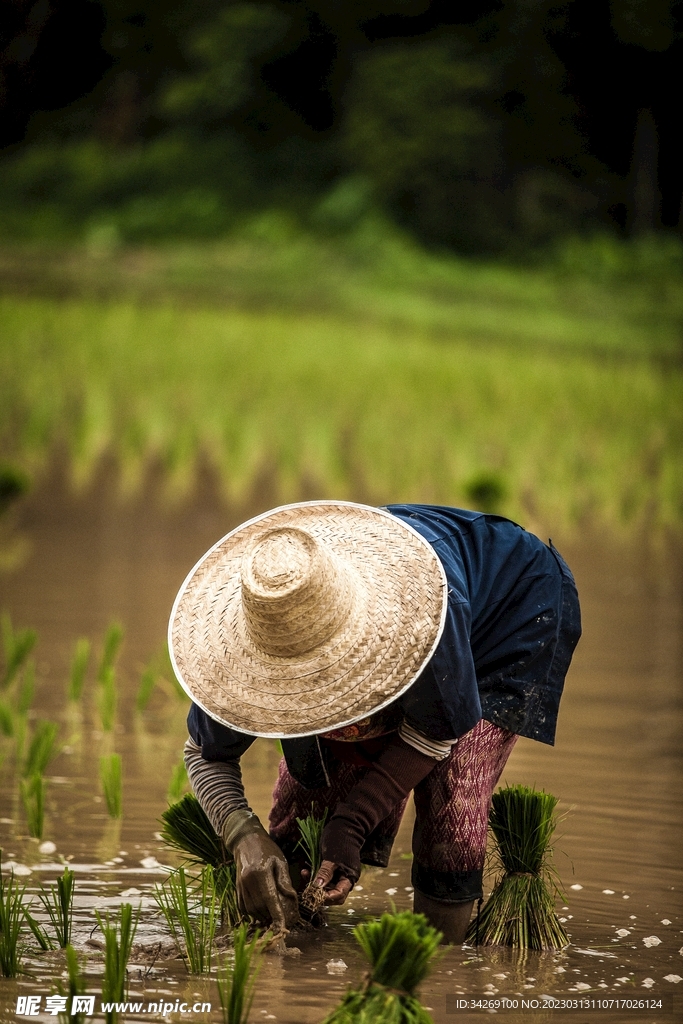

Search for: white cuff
xmin=398 ymin=721 xmax=457 ymax=761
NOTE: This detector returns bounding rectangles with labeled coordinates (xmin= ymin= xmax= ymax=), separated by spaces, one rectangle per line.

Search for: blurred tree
xmin=0 ymin=0 xmax=681 ymax=248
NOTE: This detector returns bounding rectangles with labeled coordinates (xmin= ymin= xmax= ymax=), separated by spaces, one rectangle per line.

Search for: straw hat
xmin=169 ymin=500 xmax=447 ymax=738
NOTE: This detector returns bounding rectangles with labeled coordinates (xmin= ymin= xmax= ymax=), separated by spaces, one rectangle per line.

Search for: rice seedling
xmin=0 ymin=699 xmax=14 ymax=736
xmin=1 ymin=613 xmax=37 ymax=689
xmin=96 ymin=902 xmax=139 ymax=1023
xmin=23 ymin=719 xmax=59 ymax=777
xmin=67 ymin=638 xmax=91 ymax=701
xmin=99 ymin=754 xmax=122 ymax=818
xmin=98 ymin=667 xmax=117 ymax=732
xmin=17 ymin=661 xmax=35 ymax=714
xmin=0 ymin=852 xmax=26 ymax=977
xmin=154 ymin=866 xmax=218 ymax=973
xmin=20 ymin=772 xmax=45 ymax=838
xmin=135 ymin=665 xmax=156 ymax=712
xmin=55 ymin=944 xmax=89 ymax=1024
xmin=97 ymin=622 xmax=124 ymax=683
xmin=23 ymin=904 xmax=55 ymax=950
xmin=465 ymin=784 xmax=569 ymax=950
xmin=159 ymin=793 xmax=242 ymax=927
xmin=296 ymin=806 xmax=328 ymax=921
xmin=167 ymin=757 xmax=189 ymax=804
xmin=39 ymin=867 xmax=76 ymax=947
xmin=216 ymin=923 xmax=265 ymax=1024
xmin=322 ymin=911 xmax=442 ymax=1024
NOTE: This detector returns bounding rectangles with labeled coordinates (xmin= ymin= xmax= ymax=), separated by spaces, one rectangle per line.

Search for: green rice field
xmin=1 ymin=233 xmax=681 ymax=534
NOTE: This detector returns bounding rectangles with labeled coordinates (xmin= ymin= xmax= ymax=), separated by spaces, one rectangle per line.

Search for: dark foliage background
xmin=1 ymin=0 xmax=681 ymax=252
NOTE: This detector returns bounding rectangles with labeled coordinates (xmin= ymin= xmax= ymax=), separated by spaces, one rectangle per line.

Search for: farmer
xmin=170 ymin=501 xmax=581 ymax=942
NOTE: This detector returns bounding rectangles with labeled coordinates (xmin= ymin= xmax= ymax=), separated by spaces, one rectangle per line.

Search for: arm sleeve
xmin=183 ymin=737 xmax=250 ymax=837
xmin=398 ymin=721 xmax=456 ymax=760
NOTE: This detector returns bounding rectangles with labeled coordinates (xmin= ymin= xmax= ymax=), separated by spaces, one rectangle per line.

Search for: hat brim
xmin=168 ymin=500 xmax=447 ymax=738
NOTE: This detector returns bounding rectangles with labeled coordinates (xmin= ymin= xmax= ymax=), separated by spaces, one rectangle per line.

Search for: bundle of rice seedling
xmin=160 ymin=793 xmax=241 ymax=928
xmin=296 ymin=806 xmax=328 ymax=922
xmin=160 ymin=793 xmax=226 ymax=868
xmin=465 ymin=784 xmax=569 ymax=950
xmin=322 ymin=911 xmax=441 ymax=1024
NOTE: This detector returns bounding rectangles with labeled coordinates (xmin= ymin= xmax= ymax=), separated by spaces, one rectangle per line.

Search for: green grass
xmin=0 ymin=236 xmax=681 ymax=533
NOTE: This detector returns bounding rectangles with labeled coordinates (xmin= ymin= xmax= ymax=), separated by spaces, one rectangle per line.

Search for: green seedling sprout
xmin=96 ymin=902 xmax=139 ymax=1024
xmin=167 ymin=757 xmax=189 ymax=804
xmin=98 ymin=667 xmax=117 ymax=732
xmin=154 ymin=866 xmax=218 ymax=974
xmin=97 ymin=622 xmax=124 ymax=683
xmin=39 ymin=867 xmax=76 ymax=947
xmin=99 ymin=754 xmax=122 ymax=818
xmin=17 ymin=661 xmax=35 ymax=714
xmin=0 ymin=852 xmax=26 ymax=977
xmin=1 ymin=613 xmax=37 ymax=690
xmin=135 ymin=665 xmax=155 ymax=712
xmin=217 ymin=923 xmax=266 ymax=1024
xmin=68 ymin=639 xmax=91 ymax=702
xmin=465 ymin=784 xmax=569 ymax=949
xmin=322 ymin=910 xmax=442 ymax=1024
xmin=56 ymin=944 xmax=89 ymax=1024
xmin=20 ymin=772 xmax=45 ymax=838
xmin=296 ymin=805 xmax=328 ymax=921
xmin=0 ymin=700 xmax=13 ymax=737
xmin=23 ymin=719 xmax=59 ymax=777
xmin=24 ymin=904 xmax=55 ymax=950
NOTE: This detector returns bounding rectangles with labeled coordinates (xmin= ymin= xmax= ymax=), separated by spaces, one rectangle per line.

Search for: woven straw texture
xmin=169 ymin=501 xmax=447 ymax=737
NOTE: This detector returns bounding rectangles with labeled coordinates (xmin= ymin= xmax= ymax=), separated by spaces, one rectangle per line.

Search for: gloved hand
xmin=222 ymin=809 xmax=299 ymax=932
xmin=316 ymin=734 xmax=437 ymax=903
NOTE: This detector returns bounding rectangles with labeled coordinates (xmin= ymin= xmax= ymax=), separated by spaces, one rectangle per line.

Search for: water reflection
xmin=0 ymin=471 xmax=681 ymax=1023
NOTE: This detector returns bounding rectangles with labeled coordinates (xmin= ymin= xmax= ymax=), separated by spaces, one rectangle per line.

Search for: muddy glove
xmin=317 ymin=735 xmax=437 ymax=898
xmin=223 ymin=809 xmax=299 ymax=932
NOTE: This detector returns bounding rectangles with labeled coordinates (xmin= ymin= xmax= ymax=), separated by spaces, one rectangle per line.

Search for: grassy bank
xmin=1 ymin=227 xmax=682 ymax=359
xmin=1 ymin=236 xmax=681 ymax=535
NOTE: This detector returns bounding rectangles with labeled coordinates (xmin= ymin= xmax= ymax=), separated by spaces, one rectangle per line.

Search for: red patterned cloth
xmin=268 ymin=718 xmax=517 ymax=884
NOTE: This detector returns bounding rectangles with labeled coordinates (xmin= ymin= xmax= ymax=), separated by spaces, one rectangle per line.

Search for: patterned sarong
xmin=268 ymin=718 xmax=517 ymax=904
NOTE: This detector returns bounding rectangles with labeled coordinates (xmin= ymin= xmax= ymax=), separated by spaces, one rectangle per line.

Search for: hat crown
xmin=240 ymin=527 xmax=352 ymax=657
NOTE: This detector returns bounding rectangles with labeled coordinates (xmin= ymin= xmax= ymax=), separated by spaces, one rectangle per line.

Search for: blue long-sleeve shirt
xmin=188 ymin=505 xmax=581 ymax=786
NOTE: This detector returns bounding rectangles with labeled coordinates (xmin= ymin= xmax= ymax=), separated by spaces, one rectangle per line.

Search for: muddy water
xmin=1 ymin=470 xmax=682 ymax=1024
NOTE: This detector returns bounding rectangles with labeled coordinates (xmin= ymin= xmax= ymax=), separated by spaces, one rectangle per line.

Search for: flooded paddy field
xmin=1 ymin=469 xmax=682 ymax=1024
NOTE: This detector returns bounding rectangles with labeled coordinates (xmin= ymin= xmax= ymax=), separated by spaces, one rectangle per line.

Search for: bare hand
xmin=312 ymin=859 xmax=354 ymax=906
